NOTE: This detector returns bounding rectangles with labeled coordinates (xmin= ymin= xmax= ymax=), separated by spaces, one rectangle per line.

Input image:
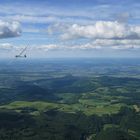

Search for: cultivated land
xmin=0 ymin=58 xmax=139 ymax=140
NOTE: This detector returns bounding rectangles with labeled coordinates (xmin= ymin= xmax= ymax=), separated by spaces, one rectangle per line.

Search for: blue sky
xmin=0 ymin=0 xmax=140 ymax=58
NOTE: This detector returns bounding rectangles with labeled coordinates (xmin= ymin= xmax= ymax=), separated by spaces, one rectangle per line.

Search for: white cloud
xmin=34 ymin=43 xmax=102 ymax=51
xmin=36 ymin=44 xmax=59 ymax=51
xmin=0 ymin=43 xmax=13 ymax=51
xmin=0 ymin=43 xmax=59 ymax=52
xmin=0 ymin=4 xmax=112 ymax=22
xmin=0 ymin=20 xmax=21 ymax=38
xmin=70 ymin=43 xmax=101 ymax=50
xmin=111 ymin=45 xmax=140 ymax=50
xmin=4 ymin=15 xmax=59 ymax=24
xmin=59 ymin=21 xmax=140 ymax=40
xmin=93 ymin=39 xmax=140 ymax=46
xmin=1 ymin=38 xmax=140 ymax=54
xmin=47 ymin=20 xmax=140 ymax=51
xmin=78 ymin=39 xmax=140 ymax=50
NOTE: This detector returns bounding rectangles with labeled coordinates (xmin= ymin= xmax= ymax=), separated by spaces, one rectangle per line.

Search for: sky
xmin=0 ymin=0 xmax=140 ymax=58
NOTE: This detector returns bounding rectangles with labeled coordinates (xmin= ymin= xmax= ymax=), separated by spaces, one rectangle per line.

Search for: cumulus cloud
xmin=59 ymin=21 xmax=140 ymax=40
xmin=0 ymin=20 xmax=21 ymax=38
xmin=46 ymin=20 xmax=140 ymax=51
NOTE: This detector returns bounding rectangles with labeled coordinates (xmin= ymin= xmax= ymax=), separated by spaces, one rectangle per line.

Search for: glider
xmin=15 ymin=47 xmax=27 ymax=58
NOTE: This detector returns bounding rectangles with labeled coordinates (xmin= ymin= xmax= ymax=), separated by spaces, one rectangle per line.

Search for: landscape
xmin=0 ymin=58 xmax=139 ymax=140
xmin=0 ymin=0 xmax=140 ymax=139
